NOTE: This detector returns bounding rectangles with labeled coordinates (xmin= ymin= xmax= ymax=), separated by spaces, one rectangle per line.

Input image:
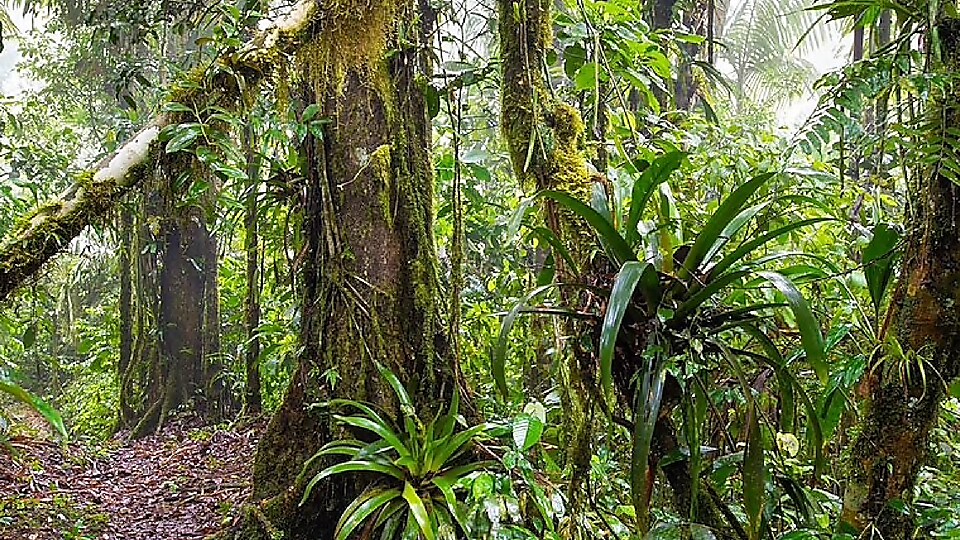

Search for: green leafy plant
xmin=300 ymin=364 xmax=497 ymax=540
xmin=496 ymin=159 xmax=833 ymax=533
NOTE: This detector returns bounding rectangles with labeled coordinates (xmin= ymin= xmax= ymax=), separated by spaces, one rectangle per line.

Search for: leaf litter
xmin=0 ymin=416 xmax=263 ymax=539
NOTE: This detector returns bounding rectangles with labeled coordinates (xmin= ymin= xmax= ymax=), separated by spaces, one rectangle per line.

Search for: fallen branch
xmin=0 ymin=0 xmax=318 ymax=301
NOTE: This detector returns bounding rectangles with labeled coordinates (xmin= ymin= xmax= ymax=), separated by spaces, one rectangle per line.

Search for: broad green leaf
xmin=681 ymin=174 xmax=773 ymax=281
xmin=21 ymin=323 xmax=36 ymax=350
xmin=743 ymin=403 xmax=765 ymax=540
xmin=164 ymin=123 xmax=202 ymax=154
xmin=335 ymin=415 xmax=411 ymax=459
xmin=758 ymin=271 xmax=827 ymax=382
xmin=743 ymin=325 xmax=825 ymax=476
xmin=630 ymin=360 xmax=666 ymax=533
xmin=301 ymin=459 xmax=404 ymax=505
xmin=429 ymin=423 xmax=493 ymax=471
xmin=701 ymin=201 xmax=771 ymax=267
xmin=512 ymin=414 xmax=544 ymax=451
xmin=863 ymin=222 xmax=900 ymax=316
xmin=674 ymin=270 xmax=751 ymax=321
xmin=704 ymin=218 xmax=832 ymax=285
xmin=432 ymin=475 xmax=471 ymax=536
xmin=373 ymin=360 xmax=414 ymax=416
xmin=538 ymin=190 xmax=636 ymax=265
xmin=600 ymin=262 xmax=652 ymax=405
xmin=0 ymin=379 xmax=67 ymax=440
xmin=333 ymin=488 xmax=401 ymax=540
xmin=574 ymin=62 xmax=600 ymax=91
xmin=403 ymin=482 xmax=436 ymax=540
xmin=506 ymin=197 xmax=537 ymax=241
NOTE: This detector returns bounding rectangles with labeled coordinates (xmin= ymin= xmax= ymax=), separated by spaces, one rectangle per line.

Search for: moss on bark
xmin=226 ymin=1 xmax=451 ymax=538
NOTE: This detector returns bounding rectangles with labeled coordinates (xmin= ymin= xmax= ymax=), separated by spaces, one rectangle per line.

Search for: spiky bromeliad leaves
xmin=300 ymin=364 xmax=497 ymax=540
xmin=495 ymin=155 xmax=831 ymax=532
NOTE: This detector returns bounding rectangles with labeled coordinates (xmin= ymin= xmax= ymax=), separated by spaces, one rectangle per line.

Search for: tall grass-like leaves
xmin=679 ymin=173 xmax=773 ymax=281
xmin=625 ymin=151 xmax=686 ymax=244
xmin=630 ymin=358 xmax=666 ymax=533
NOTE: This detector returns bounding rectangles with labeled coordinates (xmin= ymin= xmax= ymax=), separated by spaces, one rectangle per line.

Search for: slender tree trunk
xmin=243 ymin=120 xmax=263 ymax=416
xmin=499 ymin=1 xmax=600 ymax=529
xmin=227 ymin=2 xmax=451 ymax=538
xmin=118 ymin=205 xmax=136 ymax=426
xmin=842 ymin=19 xmax=960 ymax=538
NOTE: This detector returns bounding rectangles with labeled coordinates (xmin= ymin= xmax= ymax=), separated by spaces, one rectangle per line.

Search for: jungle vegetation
xmin=1 ymin=0 xmax=960 ymax=538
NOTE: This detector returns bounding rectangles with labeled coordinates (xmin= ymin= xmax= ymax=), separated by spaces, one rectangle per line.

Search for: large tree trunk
xmin=227 ymin=2 xmax=451 ymax=538
xmin=122 ymin=159 xmax=223 ymax=436
xmin=0 ymin=1 xmax=318 ymax=302
xmin=842 ymin=19 xmax=960 ymax=538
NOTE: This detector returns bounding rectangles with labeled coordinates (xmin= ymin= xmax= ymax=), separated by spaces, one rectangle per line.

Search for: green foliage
xmin=300 ymin=365 xmax=497 ymax=540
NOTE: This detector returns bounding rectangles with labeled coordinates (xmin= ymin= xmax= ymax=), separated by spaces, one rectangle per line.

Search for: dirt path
xmin=0 ymin=418 xmax=261 ymax=540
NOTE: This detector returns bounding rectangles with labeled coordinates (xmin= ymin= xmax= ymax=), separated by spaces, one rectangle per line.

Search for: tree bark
xmin=842 ymin=19 xmax=960 ymax=538
xmin=498 ymin=0 xmax=600 ymax=526
xmin=225 ymin=2 xmax=452 ymax=538
xmin=126 ymin=158 xmax=222 ymax=436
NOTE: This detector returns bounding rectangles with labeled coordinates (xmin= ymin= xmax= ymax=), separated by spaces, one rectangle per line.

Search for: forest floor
xmin=0 ymin=412 xmax=263 ymax=540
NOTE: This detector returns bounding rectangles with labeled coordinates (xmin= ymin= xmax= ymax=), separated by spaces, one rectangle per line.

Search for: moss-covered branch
xmin=0 ymin=0 xmax=320 ymax=302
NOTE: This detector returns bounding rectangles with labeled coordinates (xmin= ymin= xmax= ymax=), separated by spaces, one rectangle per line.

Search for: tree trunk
xmin=243 ymin=120 xmax=263 ymax=416
xmin=126 ymin=158 xmax=221 ymax=436
xmin=498 ymin=0 xmax=600 ymax=527
xmin=842 ymin=19 xmax=960 ymax=538
xmin=118 ymin=205 xmax=137 ymax=426
xmin=226 ymin=2 xmax=451 ymax=538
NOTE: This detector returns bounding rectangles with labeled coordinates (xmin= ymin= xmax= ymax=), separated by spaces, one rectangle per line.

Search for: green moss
xmin=368 ymin=144 xmax=395 ymax=228
xmin=300 ymin=0 xmax=396 ymax=95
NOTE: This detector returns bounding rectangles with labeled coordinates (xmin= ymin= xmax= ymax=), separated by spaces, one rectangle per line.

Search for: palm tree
xmin=0 ymin=4 xmax=19 ymax=54
xmin=720 ymin=0 xmax=833 ymax=107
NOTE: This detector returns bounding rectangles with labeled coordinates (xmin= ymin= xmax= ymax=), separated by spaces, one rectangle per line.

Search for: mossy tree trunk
xmin=229 ymin=2 xmax=451 ymax=538
xmin=842 ymin=19 xmax=960 ymax=538
xmin=121 ymin=157 xmax=226 ymax=436
xmin=498 ymin=0 xmax=599 ymax=528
